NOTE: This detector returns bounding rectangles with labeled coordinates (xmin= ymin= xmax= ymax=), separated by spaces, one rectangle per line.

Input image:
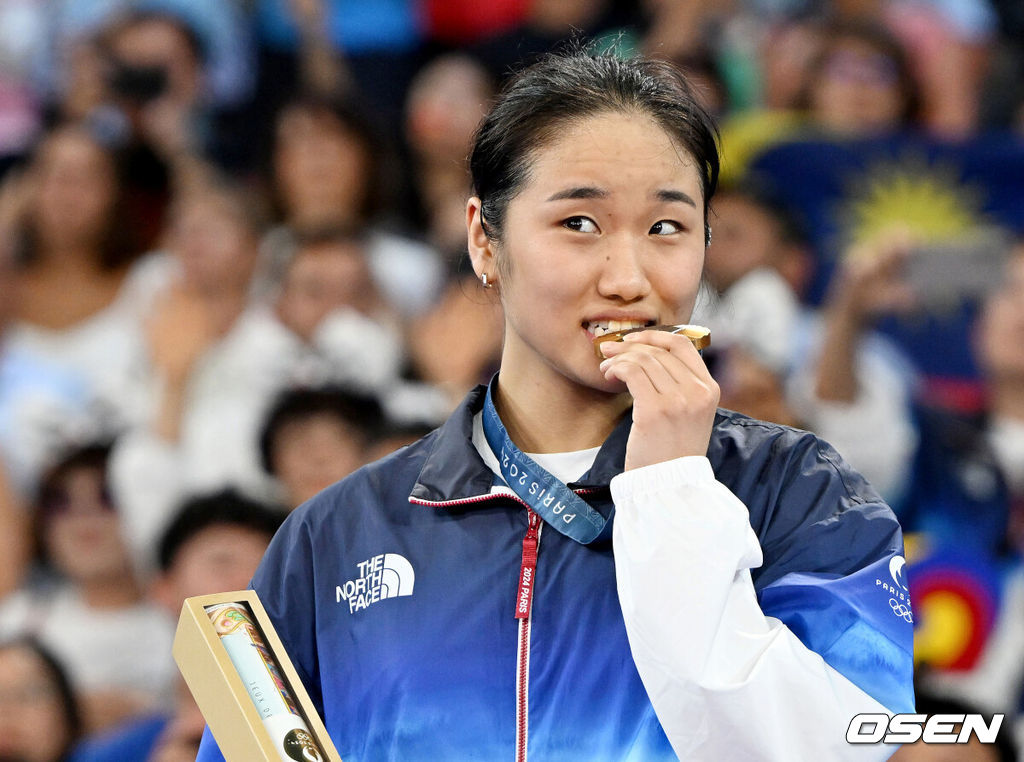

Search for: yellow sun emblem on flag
xmin=837 ymin=153 xmax=988 ymax=251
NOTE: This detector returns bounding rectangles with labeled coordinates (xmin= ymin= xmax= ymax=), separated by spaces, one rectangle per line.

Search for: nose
xmin=596 ymin=235 xmax=651 ymax=302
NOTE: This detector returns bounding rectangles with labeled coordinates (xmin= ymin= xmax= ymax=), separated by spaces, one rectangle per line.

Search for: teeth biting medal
xmin=593 ymin=324 xmax=711 ymax=359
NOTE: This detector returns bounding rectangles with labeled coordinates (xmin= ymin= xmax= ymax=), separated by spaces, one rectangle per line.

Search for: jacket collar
xmin=409 ymin=385 xmax=632 ymax=507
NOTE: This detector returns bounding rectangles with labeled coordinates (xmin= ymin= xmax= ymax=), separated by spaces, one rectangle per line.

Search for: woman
xmin=0 ymin=443 xmax=176 ymax=732
xmin=196 ymin=52 xmax=913 ymax=761
xmin=2 ymin=124 xmax=159 ymax=446
xmin=0 ymin=637 xmax=83 ymax=762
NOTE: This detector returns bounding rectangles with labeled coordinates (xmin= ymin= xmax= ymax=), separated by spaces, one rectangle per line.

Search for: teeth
xmin=587 ymin=320 xmax=648 ymax=337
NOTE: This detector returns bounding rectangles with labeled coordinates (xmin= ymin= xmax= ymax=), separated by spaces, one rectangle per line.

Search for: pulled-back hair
xmin=470 ymin=51 xmax=720 ymax=245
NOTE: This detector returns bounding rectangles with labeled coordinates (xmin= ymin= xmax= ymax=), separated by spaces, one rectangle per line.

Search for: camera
xmin=108 ymin=62 xmax=169 ymax=104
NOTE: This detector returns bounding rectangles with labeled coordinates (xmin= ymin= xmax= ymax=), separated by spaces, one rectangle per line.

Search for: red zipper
xmin=515 ymin=510 xmax=542 ymax=762
xmin=515 ymin=511 xmax=541 ymax=620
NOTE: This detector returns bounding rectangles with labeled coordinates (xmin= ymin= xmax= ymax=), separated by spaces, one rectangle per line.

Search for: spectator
xmin=273 ymin=228 xmax=405 ymax=390
xmin=898 ymin=242 xmax=1024 ymax=721
xmin=253 ymin=0 xmax=424 ymax=137
xmin=0 ymin=442 xmax=176 ymax=733
xmin=0 ymin=205 xmax=88 ymax=498
xmin=258 ymin=386 xmax=384 ymax=508
xmin=400 ymin=54 xmax=503 ymax=405
xmin=107 ymin=181 xmax=296 ymax=570
xmin=2 ymin=124 xmax=161 ymax=443
xmin=263 ymin=93 xmax=445 ymax=319
xmin=0 ymin=636 xmax=83 ymax=762
xmin=69 ymin=488 xmax=285 ymax=762
xmin=403 ymin=53 xmax=494 ymax=260
xmin=798 ymin=18 xmax=921 ymax=138
xmin=698 ymin=181 xmax=920 ymax=503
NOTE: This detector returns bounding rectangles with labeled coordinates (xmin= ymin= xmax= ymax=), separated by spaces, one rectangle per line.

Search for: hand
xmin=599 ymin=330 xmax=720 ymax=470
xmin=829 ymin=230 xmax=917 ymax=326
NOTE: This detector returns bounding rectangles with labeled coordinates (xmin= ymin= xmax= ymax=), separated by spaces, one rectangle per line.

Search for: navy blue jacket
xmin=197 ymin=387 xmax=913 ymax=760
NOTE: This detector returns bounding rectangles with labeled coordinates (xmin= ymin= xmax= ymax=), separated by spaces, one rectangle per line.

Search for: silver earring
xmin=481 ymin=273 xmax=493 ymax=289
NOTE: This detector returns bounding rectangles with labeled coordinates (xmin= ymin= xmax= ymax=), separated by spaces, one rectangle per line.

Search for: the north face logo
xmin=336 ymin=553 xmax=415 ymax=613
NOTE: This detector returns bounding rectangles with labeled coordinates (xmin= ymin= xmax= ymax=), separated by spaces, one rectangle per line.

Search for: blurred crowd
xmin=0 ymin=0 xmax=1023 ymax=760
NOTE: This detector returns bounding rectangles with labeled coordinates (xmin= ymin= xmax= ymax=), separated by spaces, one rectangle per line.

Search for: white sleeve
xmin=611 ymin=456 xmax=894 ymax=761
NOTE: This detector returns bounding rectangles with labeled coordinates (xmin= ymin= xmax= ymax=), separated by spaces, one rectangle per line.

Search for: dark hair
xmin=0 ymin=636 xmax=84 ymax=757
xmin=18 ymin=124 xmax=143 ymax=271
xmin=100 ymin=8 xmax=207 ymax=65
xmin=716 ymin=174 xmax=810 ymax=248
xmin=800 ymin=18 xmax=920 ymax=126
xmin=34 ymin=442 xmax=113 ymax=515
xmin=156 ymin=489 xmax=286 ymax=572
xmin=470 ymin=51 xmax=720 ymax=245
xmin=258 ymin=385 xmax=385 ymax=475
xmin=271 ymin=93 xmax=392 ymax=225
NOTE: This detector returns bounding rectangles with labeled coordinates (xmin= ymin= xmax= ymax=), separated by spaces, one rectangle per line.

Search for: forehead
xmin=521 ymin=111 xmax=701 ymax=196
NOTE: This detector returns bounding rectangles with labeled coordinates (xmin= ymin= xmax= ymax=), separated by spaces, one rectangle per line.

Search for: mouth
xmin=583 ymin=318 xmax=655 ymax=338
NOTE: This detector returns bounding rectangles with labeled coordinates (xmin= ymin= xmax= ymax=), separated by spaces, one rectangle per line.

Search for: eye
xmin=563 ymin=216 xmax=599 ymax=233
xmin=649 ymin=220 xmax=683 ymax=236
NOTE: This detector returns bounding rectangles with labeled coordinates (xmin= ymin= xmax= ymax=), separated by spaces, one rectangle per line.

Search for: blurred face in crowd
xmin=469 ymin=111 xmax=707 ymax=397
xmin=41 ymin=464 xmax=133 ymax=585
xmin=274 ymin=106 xmax=371 ymax=229
xmin=977 ymin=245 xmax=1024 ymax=383
xmin=406 ymin=55 xmax=492 ymax=165
xmin=706 ymin=192 xmax=783 ymax=292
xmin=107 ymin=16 xmax=202 ymax=108
xmin=271 ymin=415 xmax=367 ymax=507
xmin=276 ymin=239 xmax=378 ymax=341
xmin=759 ymin=20 xmax=825 ymax=110
xmin=154 ymin=525 xmax=272 ymax=614
xmin=29 ymin=127 xmax=117 ymax=252
xmin=167 ymin=193 xmax=257 ymax=296
xmin=0 ymin=644 xmax=74 ymax=762
xmin=809 ymin=36 xmax=906 ymax=136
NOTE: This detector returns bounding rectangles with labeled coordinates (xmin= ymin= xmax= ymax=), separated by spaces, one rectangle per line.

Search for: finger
xmin=621 ymin=330 xmax=714 ymax=383
xmin=600 ymin=353 xmax=662 ymax=400
xmin=600 ymin=347 xmax=679 ymax=395
xmin=599 ymin=340 xmax=690 ymax=387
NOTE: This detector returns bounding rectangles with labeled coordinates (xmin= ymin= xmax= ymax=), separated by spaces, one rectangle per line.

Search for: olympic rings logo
xmin=889 ymin=598 xmax=914 ymax=623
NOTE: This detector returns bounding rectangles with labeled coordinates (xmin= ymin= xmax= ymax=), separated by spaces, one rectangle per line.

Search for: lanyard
xmin=481 ymin=378 xmax=609 ymax=544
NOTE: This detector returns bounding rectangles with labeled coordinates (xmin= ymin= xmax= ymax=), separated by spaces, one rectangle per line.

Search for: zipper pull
xmin=515 ymin=511 xmax=542 ymax=620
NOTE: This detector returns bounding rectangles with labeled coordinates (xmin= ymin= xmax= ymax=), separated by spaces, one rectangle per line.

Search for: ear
xmin=149 ymin=572 xmax=179 ymax=617
xmin=466 ymin=196 xmax=496 ymax=282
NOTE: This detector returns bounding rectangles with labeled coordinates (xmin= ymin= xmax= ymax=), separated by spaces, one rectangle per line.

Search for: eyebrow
xmin=656 ymin=189 xmax=698 ymax=207
xmin=545 ymin=186 xmax=698 ymax=207
xmin=545 ymin=186 xmax=608 ymax=202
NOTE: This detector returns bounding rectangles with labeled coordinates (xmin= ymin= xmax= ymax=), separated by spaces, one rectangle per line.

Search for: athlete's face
xmin=467 ymin=111 xmax=707 ymax=395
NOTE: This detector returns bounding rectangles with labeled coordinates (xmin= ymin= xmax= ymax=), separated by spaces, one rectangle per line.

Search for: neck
xmin=493 ymin=365 xmax=631 ymax=454
xmin=989 ymin=377 xmax=1024 ymax=423
xmin=80 ymin=570 xmax=141 ymax=609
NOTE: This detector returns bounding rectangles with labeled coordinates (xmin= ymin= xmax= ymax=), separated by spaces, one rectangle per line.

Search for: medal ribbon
xmin=481 ymin=377 xmax=608 ymax=544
